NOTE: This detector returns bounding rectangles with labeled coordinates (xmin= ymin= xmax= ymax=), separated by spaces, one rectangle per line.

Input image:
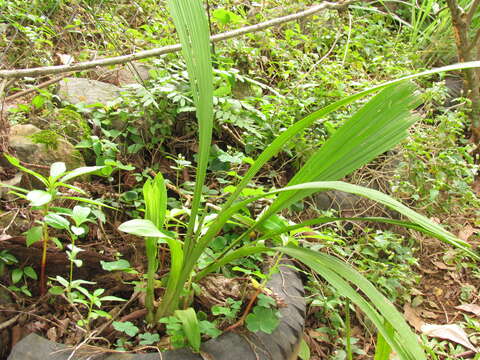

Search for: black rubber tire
xmin=7 ymin=264 xmax=305 ymax=360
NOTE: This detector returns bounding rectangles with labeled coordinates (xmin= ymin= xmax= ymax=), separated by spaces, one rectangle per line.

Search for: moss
xmin=57 ymin=109 xmax=91 ymax=136
xmin=29 ymin=130 xmax=60 ymax=149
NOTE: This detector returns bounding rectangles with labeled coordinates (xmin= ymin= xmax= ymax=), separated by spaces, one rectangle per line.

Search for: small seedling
xmin=1 ymin=155 xmax=106 ymax=295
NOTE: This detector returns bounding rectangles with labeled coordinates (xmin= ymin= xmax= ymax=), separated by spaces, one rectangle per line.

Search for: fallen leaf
xmin=308 ymin=329 xmax=329 ymax=342
xmin=458 ymin=225 xmax=477 ymax=242
xmin=421 ymin=324 xmax=477 ymax=351
xmin=433 ymin=287 xmax=443 ymax=297
xmin=456 ymin=304 xmax=480 ymax=317
xmin=410 ymin=288 xmax=423 ymax=296
xmin=0 ymin=234 xmax=12 ymax=241
xmin=56 ymin=53 xmax=74 ymax=65
xmin=46 ymin=327 xmax=57 ymax=341
xmin=403 ymin=303 xmax=425 ymax=332
xmin=417 ymin=265 xmax=438 ymax=274
xmin=432 ymin=261 xmax=456 ymax=271
xmin=419 ymin=309 xmax=438 ymax=320
xmin=428 ymin=301 xmax=440 ymax=309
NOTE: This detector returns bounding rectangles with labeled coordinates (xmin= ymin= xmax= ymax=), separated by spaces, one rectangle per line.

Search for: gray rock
xmin=117 ymin=62 xmax=153 ymax=86
xmin=58 ymin=78 xmax=121 ymax=106
xmin=314 ymin=190 xmax=363 ymax=212
xmin=8 ymin=124 xmax=85 ymax=186
xmin=445 ymin=76 xmax=464 ymax=107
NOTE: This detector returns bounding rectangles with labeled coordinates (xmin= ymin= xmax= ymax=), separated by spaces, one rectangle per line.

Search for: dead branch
xmin=0 ymin=1 xmax=356 ymax=79
xmin=466 ymin=0 xmax=480 ymax=26
xmin=5 ymin=73 xmax=72 ymax=102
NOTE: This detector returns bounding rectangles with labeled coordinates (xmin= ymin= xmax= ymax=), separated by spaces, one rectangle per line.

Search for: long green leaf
xmin=258 ymin=216 xmax=439 ymax=241
xmin=270 ymin=181 xmax=477 ymax=259
xmin=264 ymin=82 xmax=421 ymax=219
xmin=194 ymin=246 xmax=271 ymax=281
xmin=58 ymin=165 xmax=104 ymax=183
xmin=197 ymin=181 xmax=477 ymax=280
xmin=374 ymin=322 xmax=394 ymax=360
xmin=4 ymin=154 xmax=48 ymax=187
xmin=174 ymin=308 xmax=201 ymax=353
xmin=221 ymin=61 xmax=480 ymax=211
xmin=167 ymin=0 xmax=213 ymax=257
xmin=143 ymin=173 xmax=168 ymax=322
xmin=278 ymin=245 xmax=426 ymax=360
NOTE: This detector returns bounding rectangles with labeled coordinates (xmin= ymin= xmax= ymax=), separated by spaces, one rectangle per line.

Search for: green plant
xmin=9 ymin=265 xmax=37 ymax=296
xmin=0 ymin=250 xmax=18 ymax=277
xmin=117 ymin=0 xmax=480 ymax=358
xmin=50 ymin=276 xmax=125 ymax=331
xmin=0 ymin=155 xmax=106 ymax=295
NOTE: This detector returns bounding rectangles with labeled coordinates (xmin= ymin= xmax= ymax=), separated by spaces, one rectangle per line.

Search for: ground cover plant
xmin=1 ymin=1 xmax=480 ymax=360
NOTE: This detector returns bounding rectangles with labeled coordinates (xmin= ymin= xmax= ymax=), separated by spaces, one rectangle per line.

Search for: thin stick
xmin=5 ymin=73 xmax=72 ymax=102
xmin=224 ymin=287 xmax=262 ymax=332
xmin=0 ymin=1 xmax=356 ymax=79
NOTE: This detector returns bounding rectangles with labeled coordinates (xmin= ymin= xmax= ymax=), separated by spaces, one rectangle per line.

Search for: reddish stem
xmin=225 ymin=288 xmax=261 ymax=332
xmin=39 ymin=223 xmax=48 ymax=296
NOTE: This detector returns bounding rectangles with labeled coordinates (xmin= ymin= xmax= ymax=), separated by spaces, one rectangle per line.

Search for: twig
xmin=5 ymin=73 xmax=72 ymax=102
xmin=466 ymin=28 xmax=480 ymax=53
xmin=454 ymin=350 xmax=476 ymax=358
xmin=466 ymin=0 xmax=480 ymax=26
xmin=224 ymin=288 xmax=262 ymax=332
xmin=0 ymin=314 xmax=20 ymax=331
xmin=96 ymin=291 xmax=140 ymax=336
xmin=221 ymin=124 xmax=246 ymax=147
xmin=0 ymin=209 xmax=20 ymax=234
xmin=0 ymin=1 xmax=357 ymax=79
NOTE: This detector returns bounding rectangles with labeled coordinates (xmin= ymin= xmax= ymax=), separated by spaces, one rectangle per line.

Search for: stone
xmin=117 ymin=62 xmax=154 ymax=86
xmin=444 ymin=76 xmax=464 ymax=107
xmin=57 ymin=78 xmax=121 ymax=106
xmin=30 ymin=108 xmax=91 ymax=144
xmin=8 ymin=124 xmax=85 ymax=186
xmin=92 ymin=62 xmax=154 ymax=87
xmin=314 ymin=190 xmax=362 ymax=212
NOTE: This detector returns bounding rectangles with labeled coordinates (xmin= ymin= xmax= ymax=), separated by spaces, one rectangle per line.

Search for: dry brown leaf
xmin=458 ymin=225 xmax=478 ymax=242
xmin=419 ymin=309 xmax=438 ymax=320
xmin=403 ymin=303 xmax=425 ymax=332
xmin=421 ymin=324 xmax=477 ymax=351
xmin=417 ymin=265 xmax=438 ymax=274
xmin=456 ymin=303 xmax=480 ymax=317
xmin=0 ymin=234 xmax=12 ymax=241
xmin=46 ymin=327 xmax=57 ymax=342
xmin=308 ymin=329 xmax=329 ymax=342
xmin=433 ymin=287 xmax=443 ymax=297
xmin=56 ymin=53 xmax=74 ymax=65
xmin=432 ymin=261 xmax=456 ymax=271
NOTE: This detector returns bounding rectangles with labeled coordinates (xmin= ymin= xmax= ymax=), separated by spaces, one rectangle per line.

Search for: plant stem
xmin=345 ymin=298 xmax=352 ymax=360
xmin=39 ymin=220 xmax=49 ymax=296
xmin=145 ymin=237 xmax=157 ymax=324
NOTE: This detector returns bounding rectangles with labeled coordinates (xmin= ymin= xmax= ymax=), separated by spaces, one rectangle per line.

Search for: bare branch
xmin=0 ymin=1 xmax=356 ymax=79
xmin=467 ymin=28 xmax=480 ymax=53
xmin=5 ymin=73 xmax=72 ymax=102
xmin=467 ymin=0 xmax=480 ymax=26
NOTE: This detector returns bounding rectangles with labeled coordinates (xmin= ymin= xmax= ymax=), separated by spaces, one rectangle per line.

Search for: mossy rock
xmin=8 ymin=124 xmax=86 ymax=187
xmin=29 ymin=109 xmax=91 ymax=144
